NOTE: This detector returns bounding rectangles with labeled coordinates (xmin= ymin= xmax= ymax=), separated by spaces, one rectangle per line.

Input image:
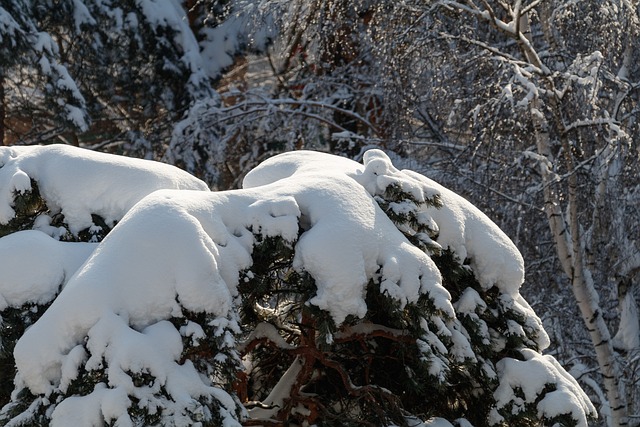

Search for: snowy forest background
xmin=1 ymin=0 xmax=640 ymax=426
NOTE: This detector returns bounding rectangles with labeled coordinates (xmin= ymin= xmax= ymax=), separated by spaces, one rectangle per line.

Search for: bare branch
xmin=521 ymin=0 xmax=544 ymax=16
xmin=562 ymin=118 xmax=621 ymax=135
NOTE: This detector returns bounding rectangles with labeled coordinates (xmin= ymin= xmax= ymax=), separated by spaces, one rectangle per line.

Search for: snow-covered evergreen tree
xmin=46 ymin=0 xmax=223 ymax=154
xmin=0 ymin=144 xmax=209 ymax=410
xmin=0 ymin=146 xmax=594 ymax=426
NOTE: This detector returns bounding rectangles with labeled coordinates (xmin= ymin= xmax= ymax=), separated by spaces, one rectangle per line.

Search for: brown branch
xmin=242 ymin=318 xmax=410 ymax=425
xmin=334 ymin=323 xmax=415 ymax=344
xmin=243 ymin=419 xmax=283 ymax=426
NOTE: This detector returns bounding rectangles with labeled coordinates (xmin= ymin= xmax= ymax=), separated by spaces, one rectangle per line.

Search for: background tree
xmin=0 ymin=0 xmax=89 ymax=145
xmin=1 ymin=0 xmax=246 ymax=156
xmin=165 ymin=0 xmax=387 ymax=188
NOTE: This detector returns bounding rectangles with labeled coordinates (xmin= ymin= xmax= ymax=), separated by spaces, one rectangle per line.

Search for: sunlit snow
xmin=0 ymin=144 xmax=209 ymax=235
xmin=0 ymin=230 xmax=95 ymax=310
xmin=0 ymin=146 xmax=595 ymax=426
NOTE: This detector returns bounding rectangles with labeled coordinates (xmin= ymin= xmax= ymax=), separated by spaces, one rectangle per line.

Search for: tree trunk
xmin=517 ymin=8 xmax=628 ymax=423
xmin=531 ymin=98 xmax=628 ymax=426
xmin=562 ymin=140 xmax=627 ymax=427
xmin=0 ymin=75 xmax=5 ymax=146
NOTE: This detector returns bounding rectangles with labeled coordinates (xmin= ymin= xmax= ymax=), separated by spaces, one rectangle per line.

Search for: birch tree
xmin=417 ymin=1 xmax=640 ymax=425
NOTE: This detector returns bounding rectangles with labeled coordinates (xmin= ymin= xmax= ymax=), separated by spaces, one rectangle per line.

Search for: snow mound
xmin=247 ymin=149 xmax=525 ymax=295
xmin=0 ymin=144 xmax=209 ymax=234
xmin=491 ymin=349 xmax=596 ymax=426
xmin=245 ymin=150 xmax=450 ymax=322
xmin=0 ymin=230 xmax=96 ymax=310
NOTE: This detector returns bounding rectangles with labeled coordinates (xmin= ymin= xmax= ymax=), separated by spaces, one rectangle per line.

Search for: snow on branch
xmin=244 ymin=150 xmax=450 ymax=323
xmin=0 ymin=147 xmax=595 ymax=426
xmin=491 ymin=349 xmax=595 ymax=426
xmin=0 ymin=145 xmax=209 ymax=235
xmin=0 ymin=230 xmax=95 ymax=311
xmin=0 ymin=8 xmax=22 ymax=44
xmin=353 ymin=149 xmax=526 ymax=295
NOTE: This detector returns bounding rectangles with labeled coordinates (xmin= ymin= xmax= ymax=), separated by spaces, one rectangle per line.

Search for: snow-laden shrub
xmin=0 ymin=147 xmax=595 ymax=426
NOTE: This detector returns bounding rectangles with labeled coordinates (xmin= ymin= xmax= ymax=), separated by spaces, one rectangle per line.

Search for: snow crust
xmin=0 ymin=144 xmax=209 ymax=234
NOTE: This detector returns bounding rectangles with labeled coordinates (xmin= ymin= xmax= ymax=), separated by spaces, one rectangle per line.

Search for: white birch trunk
xmin=531 ymin=101 xmax=627 ymax=426
xmin=445 ymin=3 xmax=632 ymax=423
xmin=517 ymin=7 xmax=628 ymax=423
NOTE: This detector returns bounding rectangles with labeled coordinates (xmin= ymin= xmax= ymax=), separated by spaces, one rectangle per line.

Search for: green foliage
xmin=374 ymin=182 xmax=442 ymax=256
xmin=367 ymin=178 xmax=555 ymax=425
xmin=238 ymin=232 xmax=305 ymax=326
xmin=240 ymin=230 xmax=423 ymax=425
xmin=0 ymin=180 xmax=47 ymax=239
xmin=0 ymin=302 xmax=54 ymax=410
xmin=236 ymin=184 xmax=519 ymax=425
xmin=171 ymin=308 xmax=243 ymax=387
